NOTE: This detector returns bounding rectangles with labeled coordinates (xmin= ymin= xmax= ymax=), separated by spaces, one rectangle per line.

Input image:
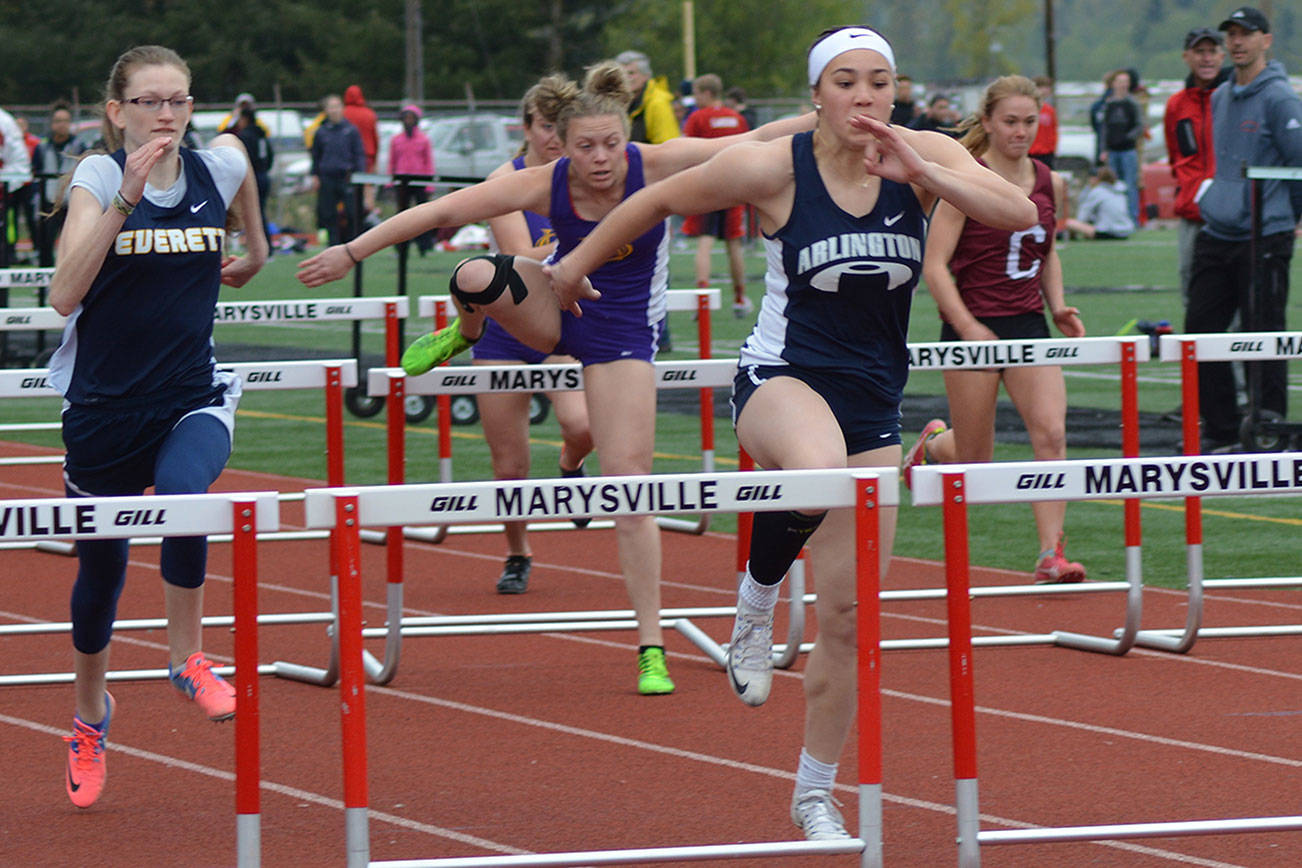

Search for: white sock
xmin=794 ymin=747 xmax=838 ymax=796
xmin=738 ymin=567 xmax=781 ymax=612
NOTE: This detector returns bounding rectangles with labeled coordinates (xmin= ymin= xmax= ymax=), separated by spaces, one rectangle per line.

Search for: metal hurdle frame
xmin=0 ymin=490 xmax=276 ymax=867
xmin=912 ymin=455 xmax=1302 ymax=866
xmin=1139 ymin=331 xmax=1302 ymax=652
xmin=880 ymin=336 xmax=1150 ymax=655
xmin=290 ymin=360 xmax=811 ymax=687
xmin=301 ymin=467 xmax=893 ymax=868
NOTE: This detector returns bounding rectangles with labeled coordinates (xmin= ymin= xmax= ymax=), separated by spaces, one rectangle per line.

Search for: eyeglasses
xmin=122 ymin=95 xmax=194 ymax=112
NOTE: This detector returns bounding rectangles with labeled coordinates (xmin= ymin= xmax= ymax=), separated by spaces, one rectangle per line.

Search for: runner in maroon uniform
xmin=905 ymin=74 xmax=1088 ymax=583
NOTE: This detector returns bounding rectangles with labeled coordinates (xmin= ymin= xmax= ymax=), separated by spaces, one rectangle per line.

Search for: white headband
xmin=807 ymin=28 xmax=896 ymax=87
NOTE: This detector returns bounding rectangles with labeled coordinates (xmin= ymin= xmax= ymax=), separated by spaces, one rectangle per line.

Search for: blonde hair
xmin=956 ymin=74 xmax=1040 ymax=158
xmin=101 ymin=45 xmax=190 ymax=152
xmin=516 ymin=73 xmax=578 ymax=158
xmin=554 ymin=61 xmax=633 ymax=143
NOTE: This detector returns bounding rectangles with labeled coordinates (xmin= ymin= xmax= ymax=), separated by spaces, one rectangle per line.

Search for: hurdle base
xmin=978 ymin=814 xmax=1302 ymax=846
xmin=368 ymin=838 xmax=866 ymax=867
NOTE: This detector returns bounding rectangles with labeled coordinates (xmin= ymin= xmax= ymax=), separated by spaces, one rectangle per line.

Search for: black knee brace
xmin=747 ymin=509 xmax=827 ymax=585
xmin=449 ymin=254 xmax=529 ymax=312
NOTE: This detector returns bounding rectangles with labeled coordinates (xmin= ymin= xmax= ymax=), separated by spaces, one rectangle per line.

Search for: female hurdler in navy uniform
xmin=48 ymin=45 xmax=267 ymax=809
xmin=299 ymin=62 xmax=815 ymax=697
xmin=546 ymin=27 xmax=1036 ymax=839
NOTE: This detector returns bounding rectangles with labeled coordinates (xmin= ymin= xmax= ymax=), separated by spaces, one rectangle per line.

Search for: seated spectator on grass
xmin=1065 ymin=167 xmax=1135 ymax=239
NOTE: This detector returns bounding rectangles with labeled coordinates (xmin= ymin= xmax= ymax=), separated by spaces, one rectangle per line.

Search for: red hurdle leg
xmin=942 ymin=471 xmax=981 ymax=867
xmin=233 ymin=499 xmax=261 ymax=868
xmin=386 ymin=375 xmax=405 ymax=584
xmin=736 ymin=447 xmax=754 ymax=580
xmin=696 ymin=293 xmax=715 ymax=470
xmin=333 ymin=495 xmax=370 ymax=867
xmin=434 ymin=300 xmax=453 ymax=482
xmin=383 ymin=301 xmax=400 ymax=368
xmin=855 ymin=476 xmax=883 ymax=866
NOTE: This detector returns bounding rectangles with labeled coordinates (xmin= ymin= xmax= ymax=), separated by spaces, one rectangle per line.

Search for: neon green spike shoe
xmin=637 ymin=646 xmax=675 ymax=695
xmin=401 ymin=318 xmax=478 ymax=375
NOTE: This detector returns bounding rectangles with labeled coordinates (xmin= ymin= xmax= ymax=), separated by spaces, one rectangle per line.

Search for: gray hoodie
xmin=1199 ymin=60 xmax=1302 ymax=241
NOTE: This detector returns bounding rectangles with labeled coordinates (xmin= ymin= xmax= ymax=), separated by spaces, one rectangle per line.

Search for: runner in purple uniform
xmin=299 ymin=61 xmax=815 ymax=696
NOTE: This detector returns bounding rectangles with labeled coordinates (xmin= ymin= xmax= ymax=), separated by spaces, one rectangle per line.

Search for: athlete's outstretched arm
xmin=850 ymin=117 xmax=1036 ymax=231
xmin=296 ymin=165 xmax=552 ymax=287
xmin=641 ymin=111 xmax=815 ymax=182
xmin=548 ymin=140 xmax=791 ymax=309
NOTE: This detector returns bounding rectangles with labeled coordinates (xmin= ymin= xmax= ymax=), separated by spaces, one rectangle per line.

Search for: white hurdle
xmin=912 ymin=454 xmax=1302 ymax=866
xmin=1150 ymin=332 xmax=1302 ymax=652
xmin=0 ymin=360 xmax=358 ymax=553
xmin=0 ymin=266 xmax=55 ymax=289
xmin=894 ymin=336 xmax=1149 ymax=654
xmin=409 ymin=289 xmax=724 ymax=537
xmin=0 ymin=489 xmax=277 ymax=868
xmin=300 ymin=467 xmax=894 ymax=868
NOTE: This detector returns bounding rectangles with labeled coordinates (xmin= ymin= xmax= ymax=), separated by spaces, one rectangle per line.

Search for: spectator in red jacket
xmin=343 ymin=84 xmax=380 ymax=220
xmin=1029 ymin=75 xmax=1058 ymax=169
xmin=681 ymin=73 xmax=752 ymax=316
xmin=1165 ymin=27 xmax=1229 ymax=302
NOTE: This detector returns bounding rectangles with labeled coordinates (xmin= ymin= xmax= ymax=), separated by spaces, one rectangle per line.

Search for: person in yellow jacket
xmin=615 ymin=50 xmax=681 ymax=351
xmin=615 ymin=50 xmax=680 ymax=144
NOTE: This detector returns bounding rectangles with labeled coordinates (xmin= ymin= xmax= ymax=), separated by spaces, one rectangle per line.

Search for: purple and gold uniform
xmin=472 ymin=154 xmax=558 ymax=364
xmin=548 ymin=143 xmax=669 ymax=365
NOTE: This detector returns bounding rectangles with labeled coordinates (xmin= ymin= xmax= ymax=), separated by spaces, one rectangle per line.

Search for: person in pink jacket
xmin=388 ymin=104 xmax=436 ymax=255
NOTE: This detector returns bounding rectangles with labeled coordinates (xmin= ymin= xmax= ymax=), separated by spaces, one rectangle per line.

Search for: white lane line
xmin=0 ymin=711 xmax=529 ymax=856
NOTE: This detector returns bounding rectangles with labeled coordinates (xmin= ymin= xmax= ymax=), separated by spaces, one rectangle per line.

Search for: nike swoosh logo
xmin=727 ymin=650 xmax=750 ymax=695
xmin=67 ymin=764 xmax=81 ymax=792
xmin=884 ymin=212 xmax=903 ymax=226
xmin=190 ymin=200 xmax=208 ymax=213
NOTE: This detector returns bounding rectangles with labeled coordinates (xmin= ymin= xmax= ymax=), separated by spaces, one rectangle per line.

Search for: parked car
xmin=281 ymin=112 xmax=522 ymax=194
xmin=190 ymin=109 xmax=310 ymax=195
xmin=376 ymin=113 xmax=522 ymax=181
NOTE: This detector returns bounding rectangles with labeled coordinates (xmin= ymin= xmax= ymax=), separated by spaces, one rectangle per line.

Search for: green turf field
xmin=5 ymin=224 xmax=1302 ymax=587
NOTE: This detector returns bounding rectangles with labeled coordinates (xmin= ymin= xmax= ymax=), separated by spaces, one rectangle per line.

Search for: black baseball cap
xmin=1219 ymin=6 xmax=1269 ymax=33
xmin=1184 ymin=27 xmax=1224 ymax=49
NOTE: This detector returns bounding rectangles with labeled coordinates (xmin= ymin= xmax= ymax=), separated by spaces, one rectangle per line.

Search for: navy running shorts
xmin=730 ymin=364 xmax=902 ymax=454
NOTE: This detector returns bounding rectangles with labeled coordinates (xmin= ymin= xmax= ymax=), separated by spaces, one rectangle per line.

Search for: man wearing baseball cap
xmin=1165 ymin=27 xmax=1228 ymax=302
xmin=1185 ymin=6 xmax=1302 ymax=452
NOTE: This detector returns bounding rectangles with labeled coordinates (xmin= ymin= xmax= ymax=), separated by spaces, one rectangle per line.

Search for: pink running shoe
xmin=1034 ymin=536 xmax=1086 ymax=584
xmin=170 ymin=652 xmax=236 ymax=721
xmin=65 ymin=691 xmax=115 ymax=808
xmin=902 ymin=419 xmax=947 ymax=489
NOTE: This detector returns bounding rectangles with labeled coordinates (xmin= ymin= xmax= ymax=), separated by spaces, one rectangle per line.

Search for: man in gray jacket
xmin=1185 ymin=6 xmax=1302 ymax=452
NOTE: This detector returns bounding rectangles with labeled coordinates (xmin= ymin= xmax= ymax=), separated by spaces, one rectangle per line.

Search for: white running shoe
xmin=791 ymin=788 xmax=851 ymax=840
xmin=725 ymin=600 xmax=775 ymax=706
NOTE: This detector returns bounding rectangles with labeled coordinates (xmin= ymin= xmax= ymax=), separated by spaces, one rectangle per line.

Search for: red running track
xmin=1 ymin=442 xmax=1300 ymax=866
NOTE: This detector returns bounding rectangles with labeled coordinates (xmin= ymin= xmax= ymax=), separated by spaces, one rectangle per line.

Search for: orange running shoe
xmin=65 ymin=691 xmax=115 ymax=808
xmin=1034 ymin=535 xmax=1087 ymax=584
xmin=170 ymin=652 xmax=236 ymax=721
xmin=902 ymin=418 xmax=947 ymax=490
